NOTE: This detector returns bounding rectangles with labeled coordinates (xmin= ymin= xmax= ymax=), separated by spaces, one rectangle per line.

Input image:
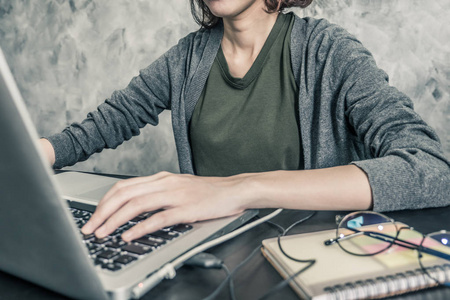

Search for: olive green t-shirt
xmin=190 ymin=12 xmax=301 ymax=176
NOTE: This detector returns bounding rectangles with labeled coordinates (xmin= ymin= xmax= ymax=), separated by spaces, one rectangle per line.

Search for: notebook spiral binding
xmin=322 ymin=264 xmax=450 ymax=300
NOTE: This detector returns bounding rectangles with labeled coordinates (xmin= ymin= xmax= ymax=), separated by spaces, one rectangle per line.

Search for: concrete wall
xmin=1 ymin=0 xmax=449 ymax=176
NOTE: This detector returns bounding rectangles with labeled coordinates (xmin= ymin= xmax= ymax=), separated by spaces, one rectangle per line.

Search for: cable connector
xmin=185 ymin=252 xmax=223 ymax=269
xmin=160 ymin=263 xmax=177 ymax=279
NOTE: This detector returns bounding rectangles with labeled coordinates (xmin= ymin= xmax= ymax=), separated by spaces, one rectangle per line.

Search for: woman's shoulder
xmin=292 ymin=14 xmax=359 ymax=45
xmin=291 ymin=13 xmax=368 ymax=71
xmin=164 ymin=23 xmax=223 ymax=59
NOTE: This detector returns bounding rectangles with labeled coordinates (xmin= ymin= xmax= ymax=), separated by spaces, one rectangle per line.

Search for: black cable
xmin=185 ymin=252 xmax=236 ymax=300
xmin=277 ymin=211 xmax=316 ymax=263
xmin=266 ymin=220 xmax=285 ymax=234
xmin=221 ymin=264 xmax=237 ymax=300
xmin=258 ymin=260 xmax=315 ymax=300
xmin=202 ymin=211 xmax=317 ymax=300
xmin=202 ymin=245 xmax=261 ymax=300
xmin=258 ymin=211 xmax=317 ymax=299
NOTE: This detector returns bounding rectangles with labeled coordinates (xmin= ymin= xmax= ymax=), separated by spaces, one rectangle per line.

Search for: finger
xmin=101 ymin=172 xmax=171 ymax=202
xmin=121 ymin=209 xmax=189 ymax=242
xmin=94 ymin=194 xmax=170 ymax=238
xmin=82 ymin=172 xmax=176 ymax=235
xmin=82 ymin=179 xmax=162 ymax=234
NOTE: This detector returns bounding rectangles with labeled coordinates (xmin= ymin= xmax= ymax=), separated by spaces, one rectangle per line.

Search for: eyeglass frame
xmin=324 ymin=211 xmax=450 ymax=262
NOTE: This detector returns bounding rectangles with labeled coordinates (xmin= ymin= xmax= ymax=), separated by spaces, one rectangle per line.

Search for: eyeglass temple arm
xmin=324 ymin=231 xmax=364 ymax=246
xmin=373 ymin=232 xmax=450 ymax=261
xmin=417 ymin=245 xmax=450 ymax=261
xmin=324 ymin=227 xmax=414 ymax=247
xmin=324 ymin=227 xmax=375 ymax=246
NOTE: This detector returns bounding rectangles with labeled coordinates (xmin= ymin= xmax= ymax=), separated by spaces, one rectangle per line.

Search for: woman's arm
xmin=296 ymin=18 xmax=450 ymax=212
xmin=39 ymin=138 xmax=55 ymax=167
xmin=243 ymin=165 xmax=372 ymax=211
xmin=44 ymin=30 xmax=200 ymax=170
xmin=82 ymin=165 xmax=372 ymax=242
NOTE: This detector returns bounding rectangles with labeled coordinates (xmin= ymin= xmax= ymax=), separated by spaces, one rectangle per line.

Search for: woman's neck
xmin=222 ymin=8 xmax=278 ymax=57
xmin=221 ymin=7 xmax=279 ymax=78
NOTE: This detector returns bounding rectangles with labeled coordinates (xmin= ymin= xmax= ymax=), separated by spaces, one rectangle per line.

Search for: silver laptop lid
xmin=0 ymin=47 xmax=108 ymax=299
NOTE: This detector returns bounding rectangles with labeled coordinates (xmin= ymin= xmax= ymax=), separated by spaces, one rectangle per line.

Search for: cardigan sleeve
xmin=323 ymin=24 xmax=450 ymax=211
xmin=46 ymin=33 xmax=194 ymax=169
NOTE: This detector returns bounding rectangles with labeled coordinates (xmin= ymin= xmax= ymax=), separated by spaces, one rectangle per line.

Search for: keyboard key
xmin=114 ymin=255 xmax=137 ymax=265
xmin=107 ymin=239 xmax=127 ymax=249
xmin=122 ymin=244 xmax=152 ymax=255
xmin=77 ymin=219 xmax=87 ymax=228
xmin=134 ymin=237 xmax=162 ymax=247
xmin=172 ymin=224 xmax=193 ymax=233
xmin=87 ymin=243 xmax=102 ymax=255
xmin=97 ymin=249 xmax=119 ymax=260
xmin=130 ymin=213 xmax=149 ymax=223
xmin=102 ymin=262 xmax=122 ymax=272
xmin=119 ymin=223 xmax=134 ymax=231
xmin=82 ymin=233 xmax=95 ymax=241
xmin=115 ymin=224 xmax=133 ymax=235
xmin=92 ymin=237 xmax=111 ymax=244
xmin=94 ymin=258 xmax=106 ymax=266
xmin=72 ymin=210 xmax=89 ymax=219
xmin=149 ymin=230 xmax=179 ymax=240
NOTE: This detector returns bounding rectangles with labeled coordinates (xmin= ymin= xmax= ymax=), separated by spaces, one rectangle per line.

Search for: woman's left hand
xmin=81 ymin=171 xmax=250 ymax=242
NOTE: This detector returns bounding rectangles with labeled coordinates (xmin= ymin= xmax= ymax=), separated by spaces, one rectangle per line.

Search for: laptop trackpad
xmin=55 ymin=172 xmax=120 ymax=204
xmin=77 ymin=185 xmax=114 ymax=201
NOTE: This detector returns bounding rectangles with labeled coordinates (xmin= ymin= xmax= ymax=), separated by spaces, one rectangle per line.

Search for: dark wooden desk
xmin=1 ymin=205 xmax=449 ymax=299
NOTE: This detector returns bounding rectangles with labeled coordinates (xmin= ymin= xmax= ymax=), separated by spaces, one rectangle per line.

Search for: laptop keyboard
xmin=70 ymin=208 xmax=192 ymax=272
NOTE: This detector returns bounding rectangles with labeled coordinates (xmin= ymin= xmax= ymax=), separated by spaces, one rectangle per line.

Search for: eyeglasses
xmin=324 ymin=211 xmax=450 ymax=287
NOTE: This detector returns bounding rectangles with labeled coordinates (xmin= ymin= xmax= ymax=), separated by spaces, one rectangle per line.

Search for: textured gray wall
xmin=1 ymin=0 xmax=449 ymax=176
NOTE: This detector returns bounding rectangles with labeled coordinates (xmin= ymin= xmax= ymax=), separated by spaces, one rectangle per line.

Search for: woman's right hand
xmin=39 ymin=138 xmax=56 ymax=167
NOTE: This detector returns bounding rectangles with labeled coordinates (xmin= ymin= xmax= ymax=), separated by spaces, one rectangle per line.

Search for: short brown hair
xmin=190 ymin=0 xmax=314 ymax=29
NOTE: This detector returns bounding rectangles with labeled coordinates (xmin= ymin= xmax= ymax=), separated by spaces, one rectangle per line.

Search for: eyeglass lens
xmin=418 ymin=231 xmax=450 ymax=286
xmin=337 ymin=211 xmax=398 ymax=256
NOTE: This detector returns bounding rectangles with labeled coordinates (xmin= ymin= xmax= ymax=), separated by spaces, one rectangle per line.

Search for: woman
xmin=40 ymin=0 xmax=450 ymax=242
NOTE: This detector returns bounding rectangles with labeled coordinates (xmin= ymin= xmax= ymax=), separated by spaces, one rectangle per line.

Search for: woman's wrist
xmin=224 ymin=172 xmax=277 ymax=210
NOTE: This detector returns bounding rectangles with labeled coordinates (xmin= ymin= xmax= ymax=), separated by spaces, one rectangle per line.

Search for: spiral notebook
xmin=261 ymin=227 xmax=450 ymax=299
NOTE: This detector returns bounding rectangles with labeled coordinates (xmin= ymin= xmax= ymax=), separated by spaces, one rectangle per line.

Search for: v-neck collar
xmin=216 ymin=13 xmax=290 ymax=90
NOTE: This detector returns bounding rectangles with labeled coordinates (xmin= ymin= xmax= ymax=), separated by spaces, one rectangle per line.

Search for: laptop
xmin=0 ymin=47 xmax=258 ymax=299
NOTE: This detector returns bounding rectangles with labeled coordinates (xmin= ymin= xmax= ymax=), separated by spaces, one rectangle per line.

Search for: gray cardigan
xmin=47 ymin=15 xmax=450 ymax=212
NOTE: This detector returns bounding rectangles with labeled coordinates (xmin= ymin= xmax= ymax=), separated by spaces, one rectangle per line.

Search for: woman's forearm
xmin=82 ymin=165 xmax=373 ymax=241
xmin=236 ymin=165 xmax=373 ymax=211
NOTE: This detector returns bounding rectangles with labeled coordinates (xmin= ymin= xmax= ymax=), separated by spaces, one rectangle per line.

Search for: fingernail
xmin=95 ymin=226 xmax=106 ymax=238
xmin=81 ymin=222 xmax=92 ymax=234
xmin=122 ymin=231 xmax=133 ymax=242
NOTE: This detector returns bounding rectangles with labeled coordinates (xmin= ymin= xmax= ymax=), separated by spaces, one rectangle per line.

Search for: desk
xmin=1 ymin=205 xmax=449 ymax=299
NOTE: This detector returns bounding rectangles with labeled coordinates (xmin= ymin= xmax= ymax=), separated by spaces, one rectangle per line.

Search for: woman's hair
xmin=190 ymin=0 xmax=314 ymax=29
